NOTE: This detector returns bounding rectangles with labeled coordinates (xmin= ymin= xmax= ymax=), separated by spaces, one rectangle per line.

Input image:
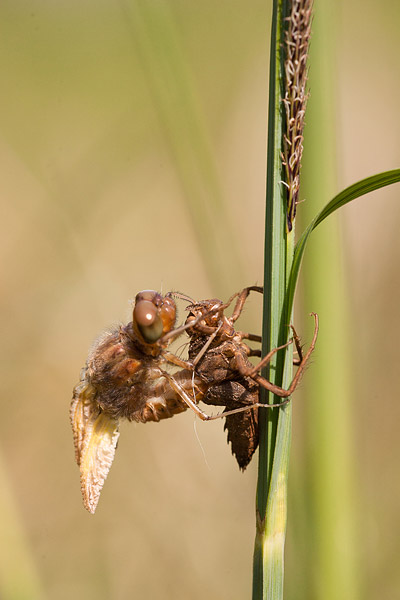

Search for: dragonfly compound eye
xmin=134 ymin=299 xmax=164 ymax=343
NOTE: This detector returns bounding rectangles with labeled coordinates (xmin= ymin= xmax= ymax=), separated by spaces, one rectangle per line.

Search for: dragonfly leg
xmin=229 ymin=286 xmax=263 ymax=323
xmin=234 ymin=313 xmax=319 ymax=399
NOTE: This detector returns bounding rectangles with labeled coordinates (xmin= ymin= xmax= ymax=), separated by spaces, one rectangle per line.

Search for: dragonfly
xmin=71 ymin=288 xmax=318 ymax=513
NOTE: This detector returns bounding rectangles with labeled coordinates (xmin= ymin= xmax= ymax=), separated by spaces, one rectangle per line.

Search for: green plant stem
xmin=253 ymin=1 xmax=294 ymax=598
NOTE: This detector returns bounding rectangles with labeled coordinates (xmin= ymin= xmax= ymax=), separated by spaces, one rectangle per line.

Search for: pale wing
xmin=78 ymin=411 xmax=120 ymax=514
xmin=70 ymin=370 xmax=120 ymax=514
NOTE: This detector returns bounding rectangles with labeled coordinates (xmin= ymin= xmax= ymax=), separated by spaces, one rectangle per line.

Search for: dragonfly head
xmin=132 ymin=290 xmax=177 ymax=345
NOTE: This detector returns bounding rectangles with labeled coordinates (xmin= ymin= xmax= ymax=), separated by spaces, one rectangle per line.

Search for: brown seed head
xmin=282 ymin=0 xmax=313 ymax=231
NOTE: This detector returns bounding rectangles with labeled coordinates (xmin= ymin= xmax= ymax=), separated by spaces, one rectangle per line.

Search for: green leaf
xmin=284 ymin=169 xmax=400 ymax=325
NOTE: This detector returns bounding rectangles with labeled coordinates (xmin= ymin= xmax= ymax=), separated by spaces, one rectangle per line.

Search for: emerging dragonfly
xmin=71 ymin=288 xmax=318 ymax=513
xmin=70 ymin=290 xmax=205 ymax=514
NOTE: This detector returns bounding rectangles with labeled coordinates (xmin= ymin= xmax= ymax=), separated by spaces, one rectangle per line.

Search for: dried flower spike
xmin=282 ymin=0 xmax=313 ymax=231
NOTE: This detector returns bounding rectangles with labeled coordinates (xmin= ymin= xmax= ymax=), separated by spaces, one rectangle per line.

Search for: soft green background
xmin=0 ymin=1 xmax=399 ymax=599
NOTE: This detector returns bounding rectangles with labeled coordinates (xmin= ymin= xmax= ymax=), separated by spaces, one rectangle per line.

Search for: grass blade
xmin=119 ymin=0 xmax=244 ymax=293
xmin=297 ymin=6 xmax=359 ymax=594
xmin=0 ymin=452 xmax=43 ymax=600
xmin=285 ymin=169 xmax=400 ymax=323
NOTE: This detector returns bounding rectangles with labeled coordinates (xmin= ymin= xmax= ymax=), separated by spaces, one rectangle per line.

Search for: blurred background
xmin=0 ymin=1 xmax=399 ymax=598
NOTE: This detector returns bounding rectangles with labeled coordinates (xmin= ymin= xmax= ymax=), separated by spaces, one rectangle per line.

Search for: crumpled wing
xmin=70 ymin=373 xmax=120 ymax=514
xmin=78 ymin=411 xmax=120 ymax=514
xmin=70 ymin=374 xmax=100 ymax=465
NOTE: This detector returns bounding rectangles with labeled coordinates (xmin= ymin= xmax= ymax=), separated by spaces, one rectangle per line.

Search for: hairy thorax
xmin=86 ymin=326 xmax=182 ymax=422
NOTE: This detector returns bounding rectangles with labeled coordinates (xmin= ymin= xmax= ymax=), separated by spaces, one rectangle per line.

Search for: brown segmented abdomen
xmin=135 ymin=369 xmax=207 ymax=423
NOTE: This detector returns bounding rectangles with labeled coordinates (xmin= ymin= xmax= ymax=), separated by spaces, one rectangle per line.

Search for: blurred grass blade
xmin=296 ymin=5 xmax=357 ymax=595
xmin=0 ymin=451 xmax=43 ymax=600
xmin=285 ymin=169 xmax=400 ymax=323
xmin=119 ymin=0 xmax=244 ymax=294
